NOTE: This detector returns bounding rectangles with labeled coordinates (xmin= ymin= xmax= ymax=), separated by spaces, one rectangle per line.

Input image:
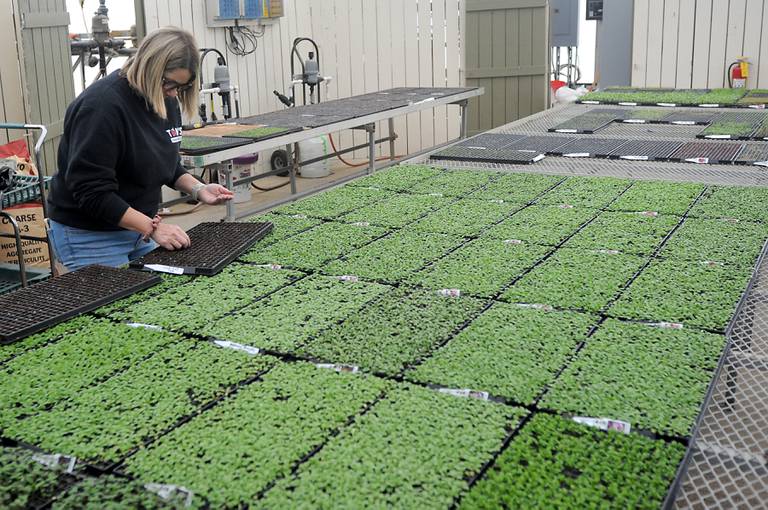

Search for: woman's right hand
xmin=151 ymin=223 xmax=191 ymax=250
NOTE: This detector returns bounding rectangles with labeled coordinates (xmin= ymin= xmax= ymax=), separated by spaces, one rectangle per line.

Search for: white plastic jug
xmin=298 ymin=136 xmax=331 ymax=178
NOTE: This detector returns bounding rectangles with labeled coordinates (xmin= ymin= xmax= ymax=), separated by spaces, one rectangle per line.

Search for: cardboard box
xmin=0 ymin=202 xmax=49 ymax=267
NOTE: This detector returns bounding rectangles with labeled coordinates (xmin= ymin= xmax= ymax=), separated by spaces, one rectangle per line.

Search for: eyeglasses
xmin=162 ymin=75 xmax=196 ymax=93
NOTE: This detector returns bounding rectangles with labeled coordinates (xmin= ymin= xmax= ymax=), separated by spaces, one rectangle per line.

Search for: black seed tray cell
xmin=430 ymin=146 xmax=543 ymax=164
xmin=507 ymin=135 xmax=575 ymax=154
xmin=130 ymin=222 xmax=273 ymax=276
xmin=0 ymin=266 xmax=160 ymax=344
xmin=456 ymin=133 xmax=526 ymax=150
xmin=608 ymin=140 xmax=684 ymax=160
xmin=660 ymin=111 xmax=720 ymax=125
xmin=733 ymin=144 xmax=768 ymax=165
xmin=179 ymin=136 xmax=253 ymax=155
xmin=668 ymin=142 xmax=744 ymax=164
xmin=715 ymin=111 xmax=767 ymax=126
xmin=556 ymin=137 xmax=629 ymax=157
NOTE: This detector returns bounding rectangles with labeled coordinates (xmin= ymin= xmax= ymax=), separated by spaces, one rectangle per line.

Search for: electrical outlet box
xmin=586 ymin=0 xmax=603 ymax=20
xmin=550 ymin=0 xmax=578 ymax=47
xmin=205 ymin=0 xmax=283 ymax=27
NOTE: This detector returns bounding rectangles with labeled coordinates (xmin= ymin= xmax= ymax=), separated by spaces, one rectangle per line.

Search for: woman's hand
xmin=151 ymin=223 xmax=191 ymax=250
xmin=197 ymin=183 xmax=234 ymax=205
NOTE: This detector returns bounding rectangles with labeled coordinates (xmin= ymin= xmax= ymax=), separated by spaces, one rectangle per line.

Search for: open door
xmin=465 ymin=0 xmax=550 ymax=135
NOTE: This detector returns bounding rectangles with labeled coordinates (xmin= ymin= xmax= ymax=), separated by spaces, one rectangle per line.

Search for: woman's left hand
xmin=197 ymin=183 xmax=234 ymax=205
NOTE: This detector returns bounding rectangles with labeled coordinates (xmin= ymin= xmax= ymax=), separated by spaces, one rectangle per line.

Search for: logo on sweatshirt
xmin=167 ymin=126 xmax=183 ymax=144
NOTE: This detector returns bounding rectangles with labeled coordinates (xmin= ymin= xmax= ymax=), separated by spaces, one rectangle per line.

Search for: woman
xmin=47 ymin=27 xmax=232 ymax=271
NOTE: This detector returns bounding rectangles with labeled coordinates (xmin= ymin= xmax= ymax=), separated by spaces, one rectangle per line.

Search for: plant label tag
xmin=257 ymin=264 xmax=283 ymax=271
xmin=617 ymin=102 xmax=638 ymax=106
xmin=516 ymin=303 xmax=554 ymax=312
xmin=672 ymin=121 xmax=696 ymax=125
xmin=657 ymin=102 xmax=677 ymax=107
xmin=623 ymin=119 xmax=647 ymax=124
xmin=581 ymin=100 xmax=600 ymax=105
xmin=362 ymin=186 xmax=381 ymax=191
xmin=428 ymin=192 xmax=444 ymax=197
xmin=685 ymin=157 xmax=710 ymax=164
xmin=465 ymin=146 xmax=489 ymax=150
xmin=438 ymin=388 xmax=490 ymax=400
xmin=699 ymin=103 xmax=720 ymax=108
xmin=127 ymin=323 xmax=163 ymax=331
xmin=722 ymin=218 xmax=740 ymax=224
xmin=637 ymin=211 xmax=659 ymax=217
xmin=594 ymin=249 xmax=621 ymax=255
xmin=352 ymin=221 xmax=370 ymax=227
xmin=316 ymin=363 xmax=359 ymax=374
xmin=532 ymin=154 xmax=546 ymax=162
xmin=555 ymin=129 xmax=578 ymax=133
xmin=437 ymin=288 xmax=461 ymax=297
xmin=700 ymin=260 xmax=724 ymax=267
xmin=748 ymin=104 xmax=766 ymax=109
xmin=290 ymin=214 xmax=309 ymax=219
xmin=489 ymin=199 xmax=505 ymax=204
xmin=144 ymin=484 xmax=195 ymax=507
xmin=213 ymin=340 xmax=260 ymax=356
xmin=705 ymin=134 xmax=732 ymax=140
xmin=620 ymin=155 xmax=649 ymax=161
xmin=32 ymin=453 xmax=77 ymax=473
xmin=144 ymin=264 xmax=185 ymax=275
xmin=573 ymin=416 xmax=631 ymax=434
xmin=338 ymin=275 xmax=359 ymax=282
xmin=754 ymin=161 xmax=768 ymax=168
xmin=301 ymin=114 xmax=316 ymax=117
xmin=564 ymin=152 xmax=590 ymax=158
xmin=559 ymin=204 xmax=574 ymax=209
xmin=503 ymin=239 xmax=524 ymax=245
xmin=651 ymin=322 xmax=684 ymax=330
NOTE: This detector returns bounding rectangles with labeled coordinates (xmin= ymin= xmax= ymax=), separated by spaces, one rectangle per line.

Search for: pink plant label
xmin=437 ymin=289 xmax=461 ymax=297
xmin=573 ymin=416 xmax=631 ymax=434
xmin=685 ymin=157 xmax=710 ymax=164
xmin=438 ymin=388 xmax=490 ymax=401
xmin=316 ymin=363 xmax=360 ymax=374
xmin=651 ymin=322 xmax=684 ymax=330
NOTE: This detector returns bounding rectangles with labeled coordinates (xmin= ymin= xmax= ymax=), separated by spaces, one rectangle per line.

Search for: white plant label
xmin=257 ymin=264 xmax=283 ymax=271
xmin=623 ymin=119 xmax=647 ymax=124
xmin=617 ymin=102 xmax=638 ymax=106
xmin=428 ymin=192 xmax=444 ymax=197
xmin=657 ymin=102 xmax=677 ymax=107
xmin=465 ymin=146 xmax=489 ymax=150
xmin=672 ymin=121 xmax=696 ymax=126
xmin=32 ymin=453 xmax=77 ymax=473
xmin=144 ymin=484 xmax=195 ymax=507
xmin=503 ymin=239 xmax=524 ymax=245
xmin=532 ymin=154 xmax=546 ymax=162
xmin=651 ymin=322 xmax=684 ymax=330
xmin=581 ymin=100 xmax=600 ymax=105
xmin=559 ymin=204 xmax=574 ymax=209
xmin=490 ymin=199 xmax=505 ymax=204
xmin=685 ymin=157 xmax=710 ymax=164
xmin=620 ymin=155 xmax=649 ymax=161
xmin=438 ymin=388 xmax=490 ymax=401
xmin=754 ymin=161 xmax=768 ymax=168
xmin=705 ymin=134 xmax=732 ymax=140
xmin=556 ymin=129 xmax=578 ymax=133
xmin=213 ymin=340 xmax=260 ymax=356
xmin=564 ymin=152 xmax=590 ymax=158
xmin=338 ymin=275 xmax=360 ymax=283
xmin=573 ymin=416 xmax=631 ymax=434
xmin=699 ymin=103 xmax=720 ymax=108
xmin=437 ymin=288 xmax=462 ymax=297
xmin=144 ymin=264 xmax=185 ymax=275
xmin=352 ymin=221 xmax=370 ymax=227
xmin=127 ymin=323 xmax=163 ymax=331
xmin=316 ymin=363 xmax=360 ymax=374
xmin=594 ymin=249 xmax=621 ymax=255
xmin=722 ymin=218 xmax=740 ymax=224
xmin=701 ymin=260 xmax=724 ymax=268
xmin=748 ymin=104 xmax=766 ymax=109
xmin=516 ymin=303 xmax=554 ymax=312
xmin=637 ymin=211 xmax=659 ymax=217
xmin=290 ymin=214 xmax=309 ymax=219
xmin=362 ymin=186 xmax=381 ymax=191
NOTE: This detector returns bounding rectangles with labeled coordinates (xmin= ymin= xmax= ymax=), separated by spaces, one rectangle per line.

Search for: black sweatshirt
xmin=48 ymin=71 xmax=187 ymax=231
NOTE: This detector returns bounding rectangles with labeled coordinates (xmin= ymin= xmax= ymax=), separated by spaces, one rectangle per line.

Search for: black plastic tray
xmin=555 ymin=137 xmax=629 ymax=157
xmin=228 ymin=125 xmax=303 ymax=142
xmin=608 ymin=140 xmax=684 ymax=161
xmin=179 ymin=136 xmax=253 ymax=155
xmin=732 ymin=144 xmax=768 ymax=165
xmin=430 ymin=146 xmax=544 ymax=164
xmin=129 ymin=222 xmax=273 ymax=275
xmin=668 ymin=141 xmax=744 ymax=164
xmin=456 ymin=133 xmax=526 ymax=150
xmin=507 ymin=135 xmax=575 ymax=154
xmin=660 ymin=111 xmax=720 ymax=125
xmin=0 ymin=265 xmax=160 ymax=344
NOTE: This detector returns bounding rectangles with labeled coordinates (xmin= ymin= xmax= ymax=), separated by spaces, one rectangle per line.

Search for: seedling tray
xmin=0 ymin=263 xmax=49 ymax=296
xmin=668 ymin=141 xmax=744 ymax=164
xmin=130 ymin=222 xmax=273 ymax=275
xmin=548 ymin=112 xmax=621 ymax=134
xmin=229 ymin=125 xmax=302 ymax=141
xmin=732 ymin=144 xmax=768 ymax=166
xmin=555 ymin=137 xmax=629 ymax=157
xmin=622 ymin=108 xmax=671 ymax=123
xmin=736 ymin=89 xmax=768 ymax=106
xmin=660 ymin=110 xmax=720 ymax=125
xmin=430 ymin=146 xmax=544 ymax=164
xmin=179 ymin=135 xmax=253 ymax=155
xmin=608 ymin=139 xmax=683 ymax=161
xmin=455 ymin=133 xmax=526 ymax=149
xmin=507 ymin=135 xmax=574 ymax=154
xmin=0 ymin=265 xmax=160 ymax=344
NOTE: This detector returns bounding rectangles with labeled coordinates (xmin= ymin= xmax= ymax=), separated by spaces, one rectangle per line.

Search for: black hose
xmin=727 ymin=62 xmax=738 ymax=88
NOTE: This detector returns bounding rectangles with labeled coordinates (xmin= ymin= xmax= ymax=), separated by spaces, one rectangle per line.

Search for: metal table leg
xmin=367 ymin=123 xmax=376 ymax=175
xmin=459 ymin=100 xmax=469 ymax=139
xmin=288 ymin=144 xmax=297 ymax=195
xmin=388 ymin=118 xmax=396 ymax=160
xmin=223 ymin=162 xmax=235 ymax=221
xmin=0 ymin=211 xmax=27 ymax=287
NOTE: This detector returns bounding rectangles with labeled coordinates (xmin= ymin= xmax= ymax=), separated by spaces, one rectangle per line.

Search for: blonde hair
xmin=121 ymin=27 xmax=199 ymax=119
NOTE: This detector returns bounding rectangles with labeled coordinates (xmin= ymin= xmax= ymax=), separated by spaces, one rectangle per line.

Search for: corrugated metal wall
xmin=143 ymin=0 xmax=466 ymax=157
xmin=631 ymin=0 xmax=768 ymax=88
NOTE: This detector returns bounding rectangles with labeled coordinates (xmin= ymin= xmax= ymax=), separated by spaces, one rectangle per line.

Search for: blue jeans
xmin=48 ymin=219 xmax=157 ymax=271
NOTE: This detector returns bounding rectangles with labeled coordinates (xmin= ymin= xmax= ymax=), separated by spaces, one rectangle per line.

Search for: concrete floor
xmin=163 ymin=158 xmax=373 ymax=231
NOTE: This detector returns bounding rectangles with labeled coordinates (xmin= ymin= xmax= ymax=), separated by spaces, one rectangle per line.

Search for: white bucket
xmin=299 ymin=136 xmax=332 ymax=178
